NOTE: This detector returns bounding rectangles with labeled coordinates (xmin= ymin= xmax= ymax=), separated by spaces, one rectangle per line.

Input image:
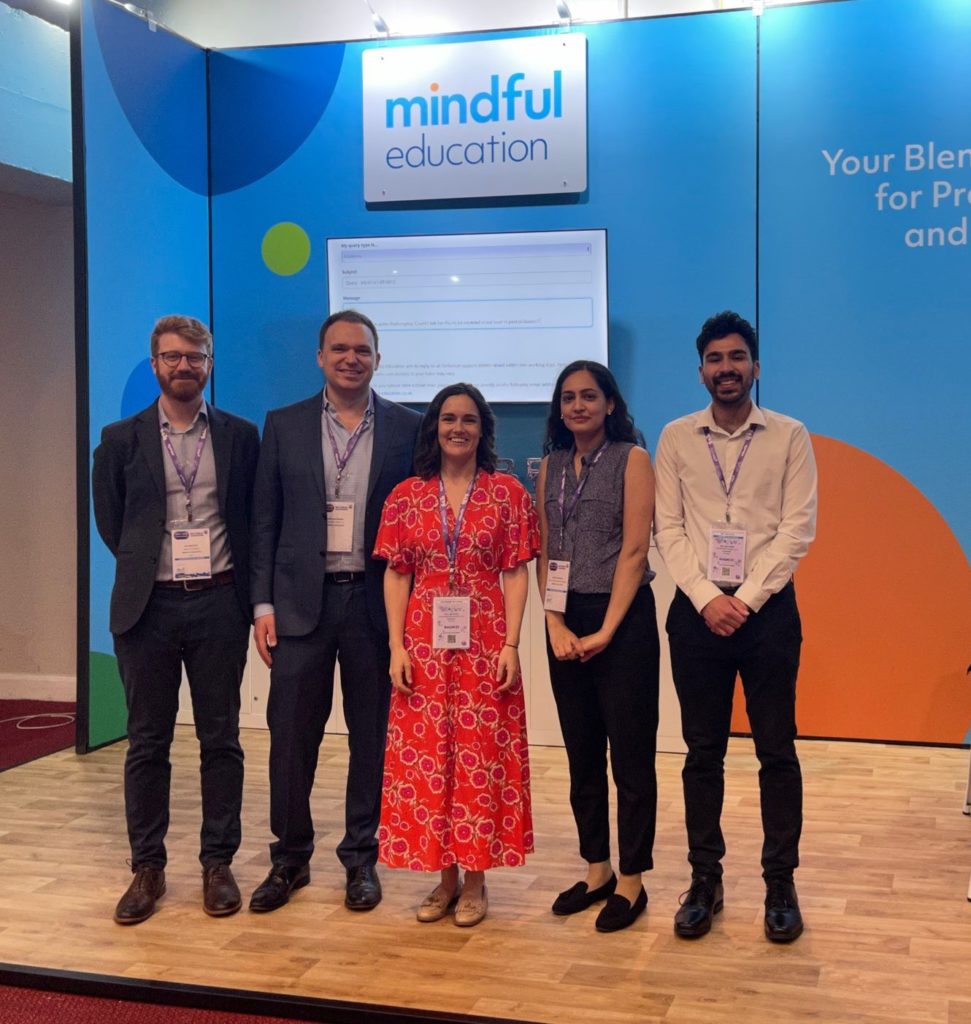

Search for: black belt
xmin=155 ymin=569 xmax=235 ymax=592
xmin=324 ymin=571 xmax=366 ymax=585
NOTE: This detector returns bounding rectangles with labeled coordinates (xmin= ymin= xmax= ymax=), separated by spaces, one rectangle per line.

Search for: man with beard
xmin=654 ymin=311 xmax=817 ymax=943
xmin=93 ymin=315 xmax=259 ymax=925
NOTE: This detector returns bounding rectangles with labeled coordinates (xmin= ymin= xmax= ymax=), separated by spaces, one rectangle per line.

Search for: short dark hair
xmin=319 ymin=309 xmax=379 ymax=352
xmin=696 ymin=310 xmax=758 ymax=361
xmin=543 ymin=360 xmax=641 ymax=453
xmin=414 ymin=383 xmax=498 ymax=478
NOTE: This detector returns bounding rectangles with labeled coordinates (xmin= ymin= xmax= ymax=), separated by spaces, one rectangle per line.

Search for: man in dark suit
xmin=249 ymin=309 xmax=421 ymax=913
xmin=93 ymin=315 xmax=259 ymax=926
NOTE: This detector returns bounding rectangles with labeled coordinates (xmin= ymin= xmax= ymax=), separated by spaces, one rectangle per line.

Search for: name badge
xmin=544 ymin=559 xmax=571 ymax=613
xmin=433 ymin=595 xmax=471 ymax=649
xmin=707 ymin=522 xmax=746 ymax=585
xmin=326 ymin=501 xmax=355 ymax=554
xmin=171 ymin=523 xmax=212 ymax=580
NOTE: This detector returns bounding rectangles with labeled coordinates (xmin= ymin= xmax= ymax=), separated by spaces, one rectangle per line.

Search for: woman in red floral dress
xmin=374 ymin=383 xmax=539 ymax=927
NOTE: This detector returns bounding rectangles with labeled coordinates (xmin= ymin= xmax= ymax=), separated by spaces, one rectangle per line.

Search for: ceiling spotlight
xmin=556 ymin=1 xmax=572 ymax=24
xmin=365 ymin=1 xmax=390 ymax=36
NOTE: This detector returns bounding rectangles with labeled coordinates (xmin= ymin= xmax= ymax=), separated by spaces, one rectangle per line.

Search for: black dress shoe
xmin=552 ymin=874 xmax=617 ymax=915
xmin=674 ymin=875 xmax=724 ymax=938
xmin=594 ymin=886 xmax=647 ymax=933
xmin=114 ymin=866 xmax=166 ymax=925
xmin=345 ymin=864 xmax=382 ymax=911
xmin=249 ymin=863 xmax=311 ymax=913
xmin=203 ymin=863 xmax=241 ymax=917
xmin=764 ymin=878 xmax=803 ymax=943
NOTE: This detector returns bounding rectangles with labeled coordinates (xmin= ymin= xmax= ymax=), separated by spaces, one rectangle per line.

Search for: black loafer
xmin=764 ymin=878 xmax=803 ymax=943
xmin=674 ymin=875 xmax=724 ymax=938
xmin=249 ymin=863 xmax=310 ymax=913
xmin=552 ymin=874 xmax=617 ymax=915
xmin=345 ymin=864 xmax=382 ymax=911
xmin=595 ymin=886 xmax=647 ymax=932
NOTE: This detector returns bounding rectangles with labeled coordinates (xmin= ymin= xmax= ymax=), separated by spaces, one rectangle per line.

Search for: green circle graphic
xmin=262 ymin=222 xmax=311 ymax=276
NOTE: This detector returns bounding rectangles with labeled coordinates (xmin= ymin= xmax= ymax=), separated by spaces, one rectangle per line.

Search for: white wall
xmin=0 ymin=189 xmax=76 ymax=696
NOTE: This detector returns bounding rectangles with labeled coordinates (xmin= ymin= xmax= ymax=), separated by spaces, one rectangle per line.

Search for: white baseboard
xmin=0 ymin=673 xmax=76 ymax=702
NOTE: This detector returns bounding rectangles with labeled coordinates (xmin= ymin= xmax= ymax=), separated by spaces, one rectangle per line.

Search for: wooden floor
xmin=1 ymin=729 xmax=970 ymax=1024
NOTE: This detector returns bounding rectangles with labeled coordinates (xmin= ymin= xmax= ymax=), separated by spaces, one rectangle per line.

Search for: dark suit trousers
xmin=667 ymin=583 xmax=803 ymax=881
xmin=267 ymin=580 xmax=391 ymax=870
xmin=547 ymin=586 xmax=660 ymax=875
xmin=113 ymin=583 xmax=249 ymax=869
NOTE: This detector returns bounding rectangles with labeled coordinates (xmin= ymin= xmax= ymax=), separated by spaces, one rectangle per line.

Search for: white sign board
xmin=362 ymin=35 xmax=587 ymax=203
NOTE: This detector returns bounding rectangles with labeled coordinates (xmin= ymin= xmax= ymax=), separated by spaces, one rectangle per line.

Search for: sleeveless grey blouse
xmin=544 ymin=442 xmax=654 ymax=594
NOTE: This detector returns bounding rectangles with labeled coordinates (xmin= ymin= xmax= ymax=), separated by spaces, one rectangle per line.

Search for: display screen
xmin=326 ymin=229 xmax=608 ymax=403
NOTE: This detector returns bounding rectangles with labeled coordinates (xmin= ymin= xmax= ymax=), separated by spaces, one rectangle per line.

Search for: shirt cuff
xmin=253 ymin=602 xmax=274 ymax=619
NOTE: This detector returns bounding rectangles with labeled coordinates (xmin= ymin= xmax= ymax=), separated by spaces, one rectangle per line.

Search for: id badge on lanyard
xmin=325 ymin=501 xmax=355 ymax=553
xmin=703 ymin=426 xmax=754 ymax=586
xmin=171 ymin=521 xmax=212 ymax=580
xmin=162 ymin=420 xmax=211 ymax=580
xmin=432 ymin=472 xmax=476 ymax=649
xmin=707 ymin=522 xmax=746 ymax=585
xmin=544 ymin=559 xmax=571 ymax=612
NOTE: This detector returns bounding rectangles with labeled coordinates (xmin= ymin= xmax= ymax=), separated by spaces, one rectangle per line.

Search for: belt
xmin=324 ymin=571 xmax=366 ymax=585
xmin=155 ymin=569 xmax=235 ymax=592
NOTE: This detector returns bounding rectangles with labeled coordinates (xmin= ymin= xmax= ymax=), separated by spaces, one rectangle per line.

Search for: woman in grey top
xmin=536 ymin=360 xmax=659 ymax=933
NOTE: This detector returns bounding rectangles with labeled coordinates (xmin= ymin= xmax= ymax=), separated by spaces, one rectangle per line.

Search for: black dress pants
xmin=547 ymin=586 xmax=659 ymax=875
xmin=113 ymin=582 xmax=249 ymax=870
xmin=667 ymin=583 xmax=803 ymax=881
xmin=266 ymin=580 xmax=391 ymax=870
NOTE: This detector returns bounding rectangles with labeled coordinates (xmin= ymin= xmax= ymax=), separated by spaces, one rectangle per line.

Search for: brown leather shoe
xmin=114 ymin=867 xmax=166 ymax=925
xmin=203 ymin=863 xmax=241 ymax=917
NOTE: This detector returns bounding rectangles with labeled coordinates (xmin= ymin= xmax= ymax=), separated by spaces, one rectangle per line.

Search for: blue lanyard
xmin=557 ymin=441 xmax=610 ymax=544
xmin=703 ymin=426 xmax=755 ymax=522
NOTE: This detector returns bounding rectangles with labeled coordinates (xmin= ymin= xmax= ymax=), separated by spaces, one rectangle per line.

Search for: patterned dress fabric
xmin=373 ymin=470 xmax=539 ymax=871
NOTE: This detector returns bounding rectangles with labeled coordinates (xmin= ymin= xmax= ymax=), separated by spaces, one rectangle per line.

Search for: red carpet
xmin=0 ymin=699 xmax=76 ymax=771
xmin=0 ymin=984 xmax=315 ymax=1023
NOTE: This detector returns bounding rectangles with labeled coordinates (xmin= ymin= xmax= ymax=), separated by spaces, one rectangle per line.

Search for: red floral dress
xmin=373 ymin=470 xmax=539 ymax=872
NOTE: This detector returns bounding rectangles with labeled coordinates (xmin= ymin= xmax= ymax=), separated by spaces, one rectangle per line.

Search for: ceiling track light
xmin=364 ymin=0 xmax=390 ymax=37
xmin=556 ymin=1 xmax=572 ymax=25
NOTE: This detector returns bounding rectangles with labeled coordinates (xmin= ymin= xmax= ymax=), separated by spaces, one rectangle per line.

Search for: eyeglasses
xmin=156 ymin=351 xmax=210 ymax=368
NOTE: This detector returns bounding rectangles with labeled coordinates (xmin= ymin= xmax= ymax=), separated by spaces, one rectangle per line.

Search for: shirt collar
xmin=322 ymin=388 xmax=374 ymax=425
xmin=692 ymin=402 xmax=766 ymax=437
xmin=158 ymin=398 xmax=208 ymax=432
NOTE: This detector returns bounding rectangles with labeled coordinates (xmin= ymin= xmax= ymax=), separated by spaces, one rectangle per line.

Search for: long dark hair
xmin=414 ymin=383 xmax=498 ymax=478
xmin=543 ymin=360 xmax=640 ymax=453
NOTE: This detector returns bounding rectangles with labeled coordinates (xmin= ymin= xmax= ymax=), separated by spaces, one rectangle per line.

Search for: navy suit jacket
xmin=92 ymin=400 xmax=260 ymax=636
xmin=250 ymin=390 xmax=422 ymax=639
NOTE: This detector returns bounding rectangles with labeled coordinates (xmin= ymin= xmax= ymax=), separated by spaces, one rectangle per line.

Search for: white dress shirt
xmin=654 ymin=403 xmax=817 ymax=614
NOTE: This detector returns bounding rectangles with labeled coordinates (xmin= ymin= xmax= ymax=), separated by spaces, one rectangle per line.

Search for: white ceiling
xmin=138 ymin=0 xmax=821 ymax=50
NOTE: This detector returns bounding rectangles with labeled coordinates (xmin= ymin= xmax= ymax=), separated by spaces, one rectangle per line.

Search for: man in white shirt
xmin=654 ymin=311 xmax=817 ymax=943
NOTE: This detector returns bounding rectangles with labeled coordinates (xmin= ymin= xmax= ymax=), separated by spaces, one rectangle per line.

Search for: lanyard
xmin=438 ymin=471 xmax=477 ymax=590
xmin=160 ymin=421 xmax=208 ymax=523
xmin=324 ymin=392 xmax=373 ymax=497
xmin=557 ymin=441 xmax=610 ymax=543
xmin=703 ymin=425 xmax=754 ymax=523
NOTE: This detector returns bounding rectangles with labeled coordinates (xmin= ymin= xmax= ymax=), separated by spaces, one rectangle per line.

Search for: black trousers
xmin=546 ymin=586 xmax=660 ymax=875
xmin=266 ymin=580 xmax=391 ymax=870
xmin=667 ymin=583 xmax=803 ymax=881
xmin=113 ymin=583 xmax=249 ymax=870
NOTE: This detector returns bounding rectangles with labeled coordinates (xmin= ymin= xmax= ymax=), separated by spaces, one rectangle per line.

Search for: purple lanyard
xmin=703 ymin=426 xmax=755 ymax=522
xmin=160 ymin=421 xmax=208 ymax=522
xmin=325 ymin=393 xmax=373 ymax=497
xmin=557 ymin=441 xmax=610 ymax=542
xmin=438 ymin=471 xmax=477 ymax=589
